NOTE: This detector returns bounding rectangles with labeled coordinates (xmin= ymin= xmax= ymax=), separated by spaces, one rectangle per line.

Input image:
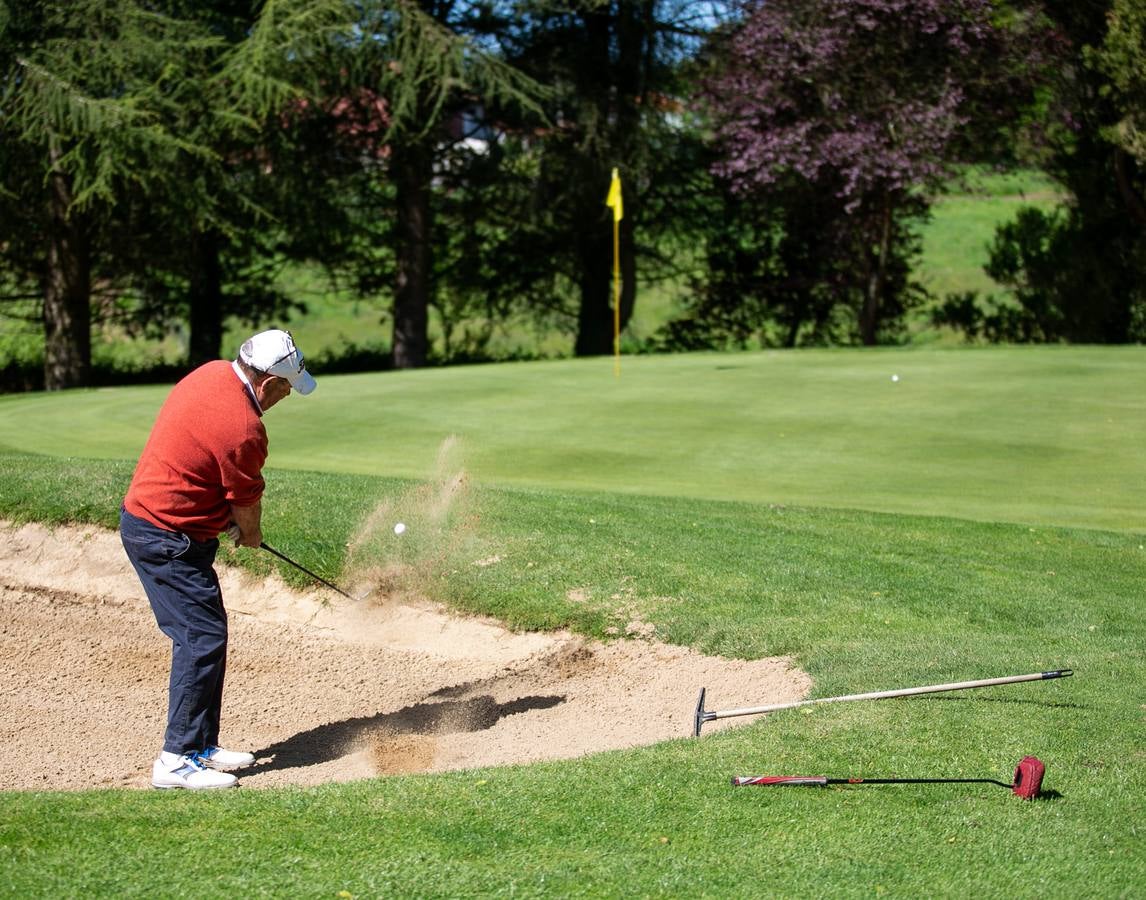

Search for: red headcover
xmin=1012 ymin=756 xmax=1045 ymax=799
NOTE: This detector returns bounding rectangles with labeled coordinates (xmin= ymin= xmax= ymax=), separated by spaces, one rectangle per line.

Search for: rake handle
xmin=702 ymin=669 xmax=1072 ymax=729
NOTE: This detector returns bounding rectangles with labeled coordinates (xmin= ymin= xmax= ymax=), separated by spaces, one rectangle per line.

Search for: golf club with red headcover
xmin=260 ymin=541 xmax=369 ymax=601
xmin=693 ymin=670 xmax=1073 ymax=737
xmin=732 ymin=755 xmax=1046 ymax=799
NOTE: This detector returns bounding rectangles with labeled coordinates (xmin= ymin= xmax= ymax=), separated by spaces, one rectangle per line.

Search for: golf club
xmin=732 ymin=755 xmax=1046 ymax=800
xmin=693 ymin=670 xmax=1073 ymax=736
xmin=260 ymin=541 xmax=367 ymax=601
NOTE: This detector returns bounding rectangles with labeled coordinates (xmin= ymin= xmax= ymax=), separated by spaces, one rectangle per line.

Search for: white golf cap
xmin=239 ymin=329 xmax=317 ymax=395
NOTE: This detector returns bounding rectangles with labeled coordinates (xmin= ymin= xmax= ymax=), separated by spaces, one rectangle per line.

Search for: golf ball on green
xmin=394 ymin=522 xmax=406 ymax=535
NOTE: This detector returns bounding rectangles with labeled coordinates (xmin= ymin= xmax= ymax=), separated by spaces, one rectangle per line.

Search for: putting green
xmin=2 ymin=345 xmax=1143 ymax=531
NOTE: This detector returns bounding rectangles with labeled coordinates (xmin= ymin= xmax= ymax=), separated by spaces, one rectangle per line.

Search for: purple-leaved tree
xmin=704 ymin=0 xmax=1049 ymax=343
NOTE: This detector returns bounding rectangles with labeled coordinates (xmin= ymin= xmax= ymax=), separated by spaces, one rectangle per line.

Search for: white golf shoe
xmin=197 ymin=745 xmax=256 ymax=771
xmin=152 ymin=754 xmax=238 ymax=790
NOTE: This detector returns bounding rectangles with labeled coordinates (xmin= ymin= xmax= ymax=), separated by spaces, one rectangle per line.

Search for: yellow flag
xmin=605 ymin=167 xmax=623 ymax=222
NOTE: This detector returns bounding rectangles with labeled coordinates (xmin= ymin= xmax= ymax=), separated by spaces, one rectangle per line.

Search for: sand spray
xmin=342 ymin=435 xmax=476 ymax=603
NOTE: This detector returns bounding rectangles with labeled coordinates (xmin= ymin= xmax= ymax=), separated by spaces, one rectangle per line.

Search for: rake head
xmin=693 ymin=688 xmax=708 ymax=739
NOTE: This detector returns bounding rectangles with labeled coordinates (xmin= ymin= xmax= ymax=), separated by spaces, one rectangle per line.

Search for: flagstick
xmin=605 ymin=167 xmax=623 ymax=378
xmin=613 ymin=213 xmax=621 ymax=378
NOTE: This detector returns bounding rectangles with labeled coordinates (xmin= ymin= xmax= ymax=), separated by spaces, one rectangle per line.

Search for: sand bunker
xmin=0 ymin=521 xmax=810 ymax=790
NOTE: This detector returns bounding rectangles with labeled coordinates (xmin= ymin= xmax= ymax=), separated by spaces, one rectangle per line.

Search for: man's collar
xmin=231 ymin=360 xmax=264 ymax=416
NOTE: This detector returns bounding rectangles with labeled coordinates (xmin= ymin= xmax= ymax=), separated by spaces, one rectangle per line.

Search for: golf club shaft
xmin=707 ymin=670 xmax=1072 ymax=724
xmin=732 ymin=775 xmax=1010 ymax=788
xmin=260 ymin=541 xmax=354 ymax=600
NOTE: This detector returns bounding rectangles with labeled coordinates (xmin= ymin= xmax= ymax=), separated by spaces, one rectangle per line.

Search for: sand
xmin=0 ymin=520 xmax=810 ymax=790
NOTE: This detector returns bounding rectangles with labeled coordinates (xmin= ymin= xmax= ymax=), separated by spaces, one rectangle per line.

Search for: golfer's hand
xmin=232 ymin=527 xmax=263 ymax=548
xmin=228 ymin=501 xmax=263 ymax=548
xmin=226 ymin=522 xmax=262 ymax=548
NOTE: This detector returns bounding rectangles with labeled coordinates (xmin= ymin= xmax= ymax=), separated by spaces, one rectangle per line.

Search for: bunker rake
xmin=693 ymin=669 xmax=1073 ymax=737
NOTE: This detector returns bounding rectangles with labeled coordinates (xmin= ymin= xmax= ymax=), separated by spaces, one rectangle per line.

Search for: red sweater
xmin=125 ymin=360 xmax=268 ymax=541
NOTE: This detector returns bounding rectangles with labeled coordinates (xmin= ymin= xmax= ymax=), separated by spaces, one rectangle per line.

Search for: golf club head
xmin=1012 ymin=756 xmax=1045 ymax=799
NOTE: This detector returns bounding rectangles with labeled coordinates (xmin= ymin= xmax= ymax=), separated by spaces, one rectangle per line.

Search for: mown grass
xmin=0 ymin=458 xmax=1141 ymax=897
xmin=3 ymin=703 xmax=1139 ymax=898
xmin=4 ymin=346 xmax=1144 ymax=531
xmin=1 ymin=347 xmax=1142 ymax=897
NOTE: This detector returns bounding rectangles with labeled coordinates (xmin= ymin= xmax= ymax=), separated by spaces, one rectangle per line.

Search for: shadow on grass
xmin=247 ymin=693 xmax=565 ymax=775
xmin=919 ymin=695 xmax=1088 ymax=711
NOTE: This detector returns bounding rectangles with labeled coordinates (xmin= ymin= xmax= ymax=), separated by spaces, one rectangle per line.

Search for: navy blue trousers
xmin=120 ymin=508 xmax=227 ymax=756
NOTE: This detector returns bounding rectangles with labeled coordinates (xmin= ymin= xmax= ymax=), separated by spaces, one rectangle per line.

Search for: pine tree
xmin=0 ymin=0 xmax=545 ymax=386
xmin=0 ymin=0 xmax=229 ymax=388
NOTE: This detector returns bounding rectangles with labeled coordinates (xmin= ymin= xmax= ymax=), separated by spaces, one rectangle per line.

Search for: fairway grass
xmin=1 ymin=346 xmax=1143 ymax=897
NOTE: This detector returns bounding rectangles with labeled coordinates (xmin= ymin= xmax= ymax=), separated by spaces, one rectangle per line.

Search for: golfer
xmin=120 ymin=329 xmax=316 ymax=789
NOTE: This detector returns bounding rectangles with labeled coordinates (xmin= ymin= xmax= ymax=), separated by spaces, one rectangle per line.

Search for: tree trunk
xmin=619 ymin=206 xmax=636 ymax=332
xmin=614 ymin=3 xmax=643 ymax=339
xmin=1113 ymin=149 xmax=1146 ymax=229
xmin=573 ymin=7 xmax=642 ymax=357
xmin=784 ymin=315 xmax=801 ymax=348
xmin=43 ymin=161 xmax=91 ymax=391
xmin=574 ymin=206 xmax=638 ymax=357
xmin=859 ymin=201 xmax=893 ymax=346
xmin=391 ymin=142 xmax=433 ymax=369
xmin=574 ymin=221 xmax=615 ymax=356
xmin=188 ymin=228 xmax=225 ymax=367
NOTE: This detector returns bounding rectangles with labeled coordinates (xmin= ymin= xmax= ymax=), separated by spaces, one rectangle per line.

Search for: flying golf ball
xmin=891 ymin=374 xmax=899 ymax=382
xmin=393 ymin=522 xmax=406 ymax=535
